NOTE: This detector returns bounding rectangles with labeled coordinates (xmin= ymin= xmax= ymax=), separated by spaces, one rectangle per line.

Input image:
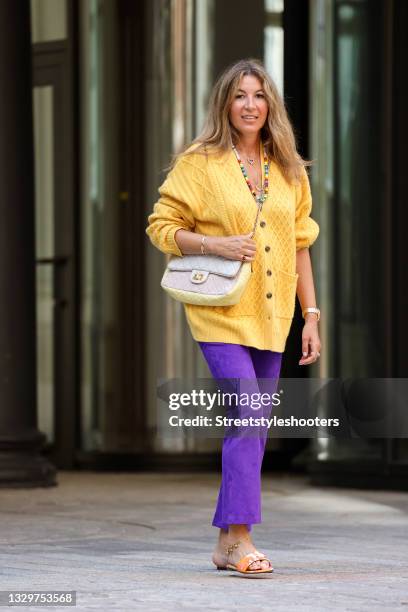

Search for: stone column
xmin=0 ymin=0 xmax=56 ymax=487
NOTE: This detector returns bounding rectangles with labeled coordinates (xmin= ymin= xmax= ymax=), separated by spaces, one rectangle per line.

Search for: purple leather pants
xmin=198 ymin=342 xmax=283 ymax=531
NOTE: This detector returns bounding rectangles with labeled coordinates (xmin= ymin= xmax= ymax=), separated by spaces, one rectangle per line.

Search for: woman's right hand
xmin=207 ymin=233 xmax=257 ymax=261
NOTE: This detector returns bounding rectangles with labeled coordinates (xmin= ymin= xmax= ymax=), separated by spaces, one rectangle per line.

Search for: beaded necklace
xmin=232 ymin=143 xmax=270 ymax=205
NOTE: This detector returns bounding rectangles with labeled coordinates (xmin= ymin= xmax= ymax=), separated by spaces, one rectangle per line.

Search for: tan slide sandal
xmin=217 ymin=539 xmax=273 ymax=574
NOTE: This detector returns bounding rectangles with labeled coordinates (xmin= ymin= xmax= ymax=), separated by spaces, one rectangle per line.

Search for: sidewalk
xmin=1 ymin=471 xmax=407 ymax=611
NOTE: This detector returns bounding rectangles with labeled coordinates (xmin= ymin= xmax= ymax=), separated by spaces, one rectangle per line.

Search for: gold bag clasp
xmin=190 ymin=269 xmax=209 ymax=284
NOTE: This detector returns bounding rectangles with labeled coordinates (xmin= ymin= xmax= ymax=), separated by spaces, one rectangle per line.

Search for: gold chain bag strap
xmin=160 ymin=198 xmax=264 ymax=306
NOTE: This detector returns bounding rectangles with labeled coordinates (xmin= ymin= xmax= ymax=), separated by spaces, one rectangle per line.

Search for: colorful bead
xmin=232 ymin=144 xmax=270 ymax=205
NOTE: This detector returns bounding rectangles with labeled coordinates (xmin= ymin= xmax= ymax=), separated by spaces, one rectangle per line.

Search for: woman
xmin=146 ymin=59 xmax=321 ymax=575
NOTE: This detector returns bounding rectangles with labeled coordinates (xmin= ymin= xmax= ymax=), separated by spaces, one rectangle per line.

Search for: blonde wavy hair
xmin=171 ymin=58 xmax=311 ymax=183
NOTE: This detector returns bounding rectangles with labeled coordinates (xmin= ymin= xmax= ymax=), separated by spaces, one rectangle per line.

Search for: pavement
xmin=0 ymin=471 xmax=407 ymax=611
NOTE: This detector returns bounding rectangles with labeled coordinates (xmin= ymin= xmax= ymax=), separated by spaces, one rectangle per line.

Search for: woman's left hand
xmin=299 ymin=318 xmax=321 ymax=365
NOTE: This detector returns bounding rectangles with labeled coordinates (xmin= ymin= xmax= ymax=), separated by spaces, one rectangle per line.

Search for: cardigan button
xmin=266 ymin=292 xmax=272 ymax=299
xmin=265 ymin=246 xmax=270 ymax=252
xmin=260 ymin=221 xmax=266 ymax=228
xmin=266 ymin=269 xmax=272 ymax=276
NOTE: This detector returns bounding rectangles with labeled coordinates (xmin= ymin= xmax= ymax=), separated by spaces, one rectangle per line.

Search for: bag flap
xmin=167 ymin=254 xmax=241 ymax=278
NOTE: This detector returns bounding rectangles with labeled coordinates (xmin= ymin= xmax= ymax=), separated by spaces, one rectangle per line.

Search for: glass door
xmin=32 ymin=44 xmax=78 ymax=467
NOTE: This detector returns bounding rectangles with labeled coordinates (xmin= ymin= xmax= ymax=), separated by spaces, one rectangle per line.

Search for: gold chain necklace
xmin=240 ymin=151 xmax=262 ymax=189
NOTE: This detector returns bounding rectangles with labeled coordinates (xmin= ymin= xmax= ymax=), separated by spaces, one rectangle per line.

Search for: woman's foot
xmin=212 ymin=527 xmax=272 ymax=571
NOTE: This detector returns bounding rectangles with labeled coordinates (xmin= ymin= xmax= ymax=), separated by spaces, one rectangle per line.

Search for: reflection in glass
xmin=35 ymin=266 xmax=55 ymax=443
xmin=336 ymin=1 xmax=385 ymax=377
xmin=80 ymin=0 xmax=123 ymax=452
xmin=264 ymin=0 xmax=284 ymax=94
xmin=264 ymin=26 xmax=284 ymax=94
xmin=311 ymin=0 xmax=386 ymax=463
xmin=31 ymin=0 xmax=67 ymax=43
xmin=33 ymin=86 xmax=55 ymax=443
xmin=265 ymin=0 xmax=284 ymax=11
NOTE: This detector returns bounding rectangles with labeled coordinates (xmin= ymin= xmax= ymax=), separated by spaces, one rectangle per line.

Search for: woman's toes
xmin=260 ymin=559 xmax=271 ymax=570
xmin=248 ymin=559 xmax=261 ymax=570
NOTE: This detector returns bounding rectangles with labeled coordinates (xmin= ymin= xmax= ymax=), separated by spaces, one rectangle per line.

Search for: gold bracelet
xmin=302 ymin=307 xmax=320 ymax=321
xmin=200 ymin=236 xmax=207 ymax=255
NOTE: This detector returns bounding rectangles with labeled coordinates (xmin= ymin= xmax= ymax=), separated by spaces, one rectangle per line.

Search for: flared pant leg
xmin=198 ymin=342 xmax=283 ymax=531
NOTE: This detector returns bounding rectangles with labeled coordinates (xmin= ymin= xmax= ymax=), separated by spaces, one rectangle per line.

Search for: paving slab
xmin=0 ymin=471 xmax=407 ymax=611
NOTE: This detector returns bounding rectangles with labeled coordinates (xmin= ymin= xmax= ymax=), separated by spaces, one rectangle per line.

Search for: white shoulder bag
xmin=160 ymin=199 xmax=263 ymax=306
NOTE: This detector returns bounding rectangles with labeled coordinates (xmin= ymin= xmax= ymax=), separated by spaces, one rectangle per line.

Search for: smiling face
xmin=228 ymin=74 xmax=269 ymax=138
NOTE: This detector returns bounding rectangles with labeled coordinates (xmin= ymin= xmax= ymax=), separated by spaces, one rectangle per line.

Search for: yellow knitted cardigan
xmin=146 ymin=144 xmax=319 ymax=352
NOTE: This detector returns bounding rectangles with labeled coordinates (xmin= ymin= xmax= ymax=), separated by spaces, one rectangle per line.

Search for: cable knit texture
xmin=146 ymin=143 xmax=319 ymax=352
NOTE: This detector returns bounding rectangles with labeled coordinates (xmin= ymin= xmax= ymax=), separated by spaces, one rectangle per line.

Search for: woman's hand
xmin=299 ymin=317 xmax=321 ymax=365
xmin=207 ymin=233 xmax=256 ymax=261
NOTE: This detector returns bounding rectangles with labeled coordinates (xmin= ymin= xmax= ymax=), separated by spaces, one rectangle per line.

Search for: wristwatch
xmin=302 ymin=307 xmax=320 ymax=321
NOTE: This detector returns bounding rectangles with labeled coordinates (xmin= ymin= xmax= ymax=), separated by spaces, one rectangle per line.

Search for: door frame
xmin=32 ymin=1 xmax=79 ymax=468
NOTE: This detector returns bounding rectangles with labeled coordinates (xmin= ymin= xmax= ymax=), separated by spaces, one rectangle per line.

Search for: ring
xmin=242 ymin=255 xmax=246 ymax=262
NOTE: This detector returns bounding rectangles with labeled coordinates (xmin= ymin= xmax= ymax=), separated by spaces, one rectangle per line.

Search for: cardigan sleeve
xmin=295 ymin=166 xmax=320 ymax=251
xmin=145 ymin=154 xmax=204 ymax=257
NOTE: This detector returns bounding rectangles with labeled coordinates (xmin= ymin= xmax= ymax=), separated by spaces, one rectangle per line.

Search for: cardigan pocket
xmin=274 ymin=269 xmax=299 ymax=319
